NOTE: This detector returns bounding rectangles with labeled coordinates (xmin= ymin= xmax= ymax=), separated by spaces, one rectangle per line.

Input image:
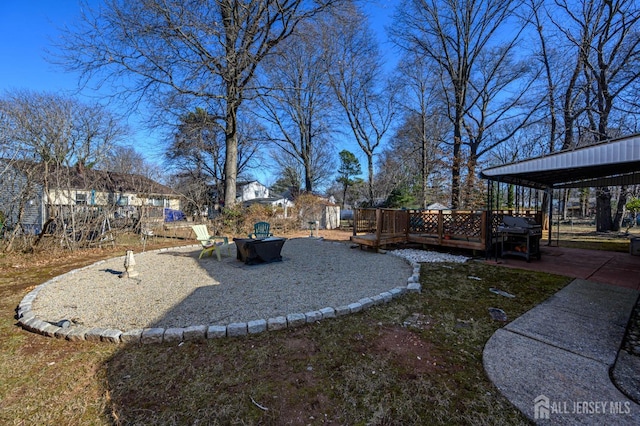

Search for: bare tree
xmin=270 ymin=162 xmax=303 ymax=198
xmin=376 ymin=111 xmax=449 ymax=207
xmin=526 ymin=0 xmax=562 ymax=153
xmin=324 ymin=5 xmax=397 ymax=205
xmin=393 ymin=0 xmax=522 ymax=208
xmin=258 ymin=22 xmax=336 ymax=192
xmin=57 ymin=0 xmax=340 ymax=208
xmin=0 ymin=90 xmax=127 ymax=250
xmin=462 ymin=42 xmax=542 ymax=207
xmin=553 ymin=0 xmax=640 ymax=231
xmin=394 ymin=55 xmax=449 ymax=208
xmin=100 ymin=145 xmax=163 ymax=181
xmin=166 ymin=107 xmax=261 ymax=209
xmin=1 ymin=90 xmax=122 ymax=166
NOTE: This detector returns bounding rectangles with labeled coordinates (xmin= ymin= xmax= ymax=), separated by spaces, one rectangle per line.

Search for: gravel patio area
xmin=30 ymin=238 xmax=417 ymax=331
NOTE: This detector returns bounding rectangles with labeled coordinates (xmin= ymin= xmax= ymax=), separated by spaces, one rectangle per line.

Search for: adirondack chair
xmin=191 ymin=224 xmax=230 ymax=261
xmin=248 ymin=221 xmax=273 ymax=239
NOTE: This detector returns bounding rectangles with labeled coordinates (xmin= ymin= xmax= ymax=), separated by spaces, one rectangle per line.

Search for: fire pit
xmin=233 ymin=237 xmax=287 ymax=265
xmin=497 ymin=215 xmax=542 ymax=262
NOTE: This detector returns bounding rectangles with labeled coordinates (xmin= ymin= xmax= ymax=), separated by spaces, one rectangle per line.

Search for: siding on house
xmin=2 ymin=160 xmax=182 ymax=232
xmin=237 ymin=181 xmax=270 ymax=202
xmin=0 ymin=165 xmax=45 ymax=233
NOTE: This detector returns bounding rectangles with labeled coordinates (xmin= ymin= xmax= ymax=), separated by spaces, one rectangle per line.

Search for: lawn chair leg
xmin=199 ymin=248 xmax=210 ymax=259
xmin=199 ymin=246 xmax=219 ymax=260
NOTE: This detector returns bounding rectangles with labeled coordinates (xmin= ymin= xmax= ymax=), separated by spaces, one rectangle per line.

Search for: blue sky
xmin=0 ymin=1 xmax=397 ymax=181
xmin=0 ymin=2 xmax=85 ymax=93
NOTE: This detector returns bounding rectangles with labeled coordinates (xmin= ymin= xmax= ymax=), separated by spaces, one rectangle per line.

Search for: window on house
xmin=75 ymin=193 xmax=87 ymax=205
xmin=108 ymin=193 xmax=128 ymax=206
xmin=148 ymin=198 xmax=164 ymax=207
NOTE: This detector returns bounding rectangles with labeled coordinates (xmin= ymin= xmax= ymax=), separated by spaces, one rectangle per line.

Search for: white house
xmin=237 ymin=181 xmax=294 ymax=212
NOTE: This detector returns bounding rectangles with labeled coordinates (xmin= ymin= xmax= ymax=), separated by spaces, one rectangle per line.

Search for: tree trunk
xmin=421 ymin=130 xmax=428 ymax=209
xmin=367 ymin=154 xmax=375 ymax=206
xmin=223 ymin=95 xmax=238 ymax=208
xmin=612 ymin=186 xmax=628 ymax=232
xmin=463 ymin=154 xmax=482 ymax=208
xmin=579 ymin=188 xmax=589 ymax=217
xmin=541 ymin=191 xmax=550 ymax=230
xmin=341 ymin=183 xmax=348 ymax=211
xmin=595 ymin=187 xmax=612 ymax=232
xmin=451 ymin=132 xmax=462 ymax=209
xmin=304 ymin=159 xmax=313 ymax=193
xmin=561 ymin=189 xmax=569 ymax=220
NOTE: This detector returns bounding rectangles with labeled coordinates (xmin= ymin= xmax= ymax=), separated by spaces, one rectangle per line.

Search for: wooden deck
xmin=351 ymin=208 xmax=541 ymax=252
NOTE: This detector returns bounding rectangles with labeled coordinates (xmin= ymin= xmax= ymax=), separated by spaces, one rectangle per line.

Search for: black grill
xmin=497 ymin=215 xmax=542 ymax=261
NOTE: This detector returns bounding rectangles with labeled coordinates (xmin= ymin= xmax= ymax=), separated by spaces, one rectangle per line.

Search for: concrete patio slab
xmin=504 ymin=306 xmax=627 ymax=365
xmin=545 ymin=279 xmax=638 ymax=326
xmin=487 ymin=246 xmax=640 ymax=291
xmin=483 ymin=278 xmax=640 ymax=425
xmin=502 ymin=280 xmax=638 ymax=364
xmin=484 ymin=329 xmax=639 ymax=425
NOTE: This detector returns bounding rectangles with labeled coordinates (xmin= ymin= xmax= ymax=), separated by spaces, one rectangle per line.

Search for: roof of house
xmin=7 ymin=160 xmax=178 ymax=196
xmin=236 ymin=180 xmax=265 ymax=188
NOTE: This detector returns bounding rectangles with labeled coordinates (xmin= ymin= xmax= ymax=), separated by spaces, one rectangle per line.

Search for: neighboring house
xmin=221 ymin=180 xmax=339 ymax=227
xmin=237 ymin=180 xmax=294 ymax=213
xmin=0 ymin=160 xmax=181 ymax=234
xmin=236 ymin=180 xmax=270 ymax=202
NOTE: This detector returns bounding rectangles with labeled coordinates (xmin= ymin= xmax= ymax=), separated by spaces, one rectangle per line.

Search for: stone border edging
xmin=16 ymin=242 xmax=422 ymax=344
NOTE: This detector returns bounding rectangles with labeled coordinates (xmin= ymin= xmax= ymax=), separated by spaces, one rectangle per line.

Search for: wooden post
xmin=352 ymin=208 xmax=358 ymax=237
xmin=480 ymin=211 xmax=487 ymax=245
xmin=405 ymin=209 xmax=410 ymax=238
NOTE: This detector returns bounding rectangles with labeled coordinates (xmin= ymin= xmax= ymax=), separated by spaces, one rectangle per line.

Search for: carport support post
xmin=547 ymin=188 xmax=553 ymax=246
xmin=485 ymin=179 xmax=499 ymax=261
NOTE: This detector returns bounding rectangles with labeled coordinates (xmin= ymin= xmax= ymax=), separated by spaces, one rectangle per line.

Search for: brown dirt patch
xmin=372 ymin=326 xmax=443 ymax=376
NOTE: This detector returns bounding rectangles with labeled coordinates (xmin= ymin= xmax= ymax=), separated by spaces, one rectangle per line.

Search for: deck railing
xmin=353 ymin=208 xmax=409 ymax=237
xmin=352 ymin=208 xmax=541 ymax=250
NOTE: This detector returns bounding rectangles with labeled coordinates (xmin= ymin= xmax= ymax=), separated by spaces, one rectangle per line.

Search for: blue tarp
xmin=164 ymin=208 xmax=186 ymax=222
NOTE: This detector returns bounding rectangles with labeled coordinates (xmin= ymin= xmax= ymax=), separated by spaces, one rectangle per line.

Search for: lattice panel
xmin=409 ymin=211 xmax=439 ymax=234
xmin=443 ymin=213 xmax=482 ymax=237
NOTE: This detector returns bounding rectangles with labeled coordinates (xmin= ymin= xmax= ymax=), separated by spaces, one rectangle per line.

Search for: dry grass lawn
xmin=2 ymin=224 xmax=628 ymax=424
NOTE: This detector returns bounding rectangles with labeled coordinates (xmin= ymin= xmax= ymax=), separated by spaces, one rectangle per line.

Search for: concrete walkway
xmin=484 ymin=246 xmax=640 ymax=424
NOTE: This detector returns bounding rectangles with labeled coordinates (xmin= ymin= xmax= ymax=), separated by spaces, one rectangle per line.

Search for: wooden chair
xmin=249 ymin=221 xmax=273 ymax=239
xmin=191 ymin=224 xmax=230 ymax=261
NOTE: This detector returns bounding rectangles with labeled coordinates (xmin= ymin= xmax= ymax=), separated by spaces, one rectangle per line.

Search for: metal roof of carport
xmin=480 ymin=134 xmax=640 ymax=189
